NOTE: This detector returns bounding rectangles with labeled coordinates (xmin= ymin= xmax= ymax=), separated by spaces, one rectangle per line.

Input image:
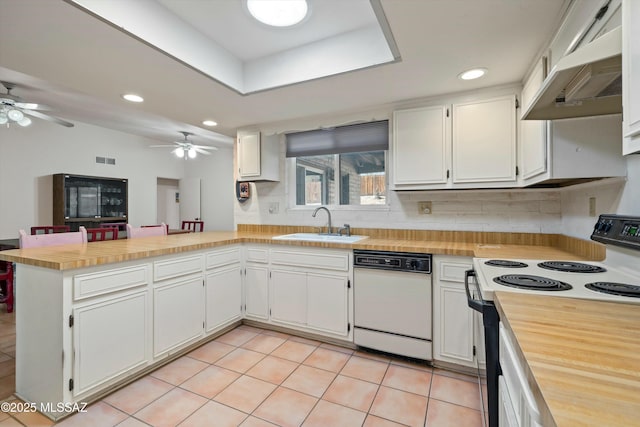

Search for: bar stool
xmin=86 ymin=227 xmax=118 ymax=242
xmin=0 ymin=261 xmax=13 ymax=313
xmin=181 ymin=220 xmax=204 ymax=232
xmin=127 ymin=223 xmax=168 ymax=238
xmin=30 ymin=225 xmax=71 ymax=235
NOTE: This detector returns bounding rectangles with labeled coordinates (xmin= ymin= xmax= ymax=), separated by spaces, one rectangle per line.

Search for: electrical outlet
xmin=268 ymin=202 xmax=279 ymax=214
xmin=418 ymin=201 xmax=432 ymax=215
xmin=589 ymin=197 xmax=596 ymax=217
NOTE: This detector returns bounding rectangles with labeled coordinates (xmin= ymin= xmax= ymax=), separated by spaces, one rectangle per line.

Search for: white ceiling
xmin=0 ymin=0 xmax=570 ymax=148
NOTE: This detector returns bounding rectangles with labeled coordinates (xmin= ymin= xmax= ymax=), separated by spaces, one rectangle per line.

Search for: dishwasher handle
xmin=465 ymin=269 xmax=490 ymax=313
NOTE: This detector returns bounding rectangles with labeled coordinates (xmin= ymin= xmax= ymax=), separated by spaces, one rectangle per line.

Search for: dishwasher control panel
xmin=353 ymin=250 xmax=431 ymax=273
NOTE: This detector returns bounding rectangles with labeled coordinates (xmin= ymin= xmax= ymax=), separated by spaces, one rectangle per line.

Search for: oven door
xmin=466 ymin=269 xmax=500 ymax=427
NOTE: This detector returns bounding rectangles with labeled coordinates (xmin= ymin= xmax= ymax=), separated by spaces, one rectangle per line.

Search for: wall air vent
xmin=96 ymin=156 xmax=116 ymax=165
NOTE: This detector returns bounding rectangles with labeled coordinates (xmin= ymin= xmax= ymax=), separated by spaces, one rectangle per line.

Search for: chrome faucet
xmin=312 ymin=206 xmax=333 ymax=234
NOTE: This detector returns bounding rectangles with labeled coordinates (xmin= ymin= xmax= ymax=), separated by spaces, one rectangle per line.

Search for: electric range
xmin=466 ymin=214 xmax=640 ymax=427
xmin=473 ymin=257 xmax=640 ymax=304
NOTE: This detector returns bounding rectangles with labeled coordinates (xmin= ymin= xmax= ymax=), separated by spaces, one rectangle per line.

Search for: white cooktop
xmin=473 ymin=257 xmax=640 ymax=304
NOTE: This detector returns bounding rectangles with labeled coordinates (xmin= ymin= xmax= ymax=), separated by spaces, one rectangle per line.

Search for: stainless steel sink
xmin=272 ymin=233 xmax=368 ymax=243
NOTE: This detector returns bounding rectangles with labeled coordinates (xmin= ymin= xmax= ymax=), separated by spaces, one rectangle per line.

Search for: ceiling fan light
xmin=17 ymin=116 xmax=32 ymax=127
xmin=0 ymin=113 xmax=7 ymax=125
xmin=7 ymin=108 xmax=24 ymax=121
xmin=174 ymin=148 xmax=185 ymax=158
xmin=188 ymin=148 xmax=197 ymax=158
xmin=247 ymin=0 xmax=308 ymax=27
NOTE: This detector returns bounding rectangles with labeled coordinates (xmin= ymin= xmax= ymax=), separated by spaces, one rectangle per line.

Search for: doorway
xmin=157 ymin=178 xmax=179 ymax=229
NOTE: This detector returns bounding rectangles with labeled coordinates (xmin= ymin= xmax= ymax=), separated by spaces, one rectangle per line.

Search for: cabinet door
xmin=307 ymin=273 xmax=349 ymax=336
xmin=520 ymin=59 xmax=548 ymax=180
xmin=453 ymin=95 xmax=517 ymax=183
xmin=73 ymin=291 xmax=149 ymax=396
xmin=205 ymin=265 xmax=242 ymax=332
xmin=154 ymin=276 xmax=204 ymax=357
xmin=238 ymin=131 xmax=261 ymax=178
xmin=436 ymin=284 xmax=475 ymax=366
xmin=269 ymin=269 xmax=306 ymax=326
xmin=245 ymin=265 xmax=269 ymax=320
xmin=392 ymin=106 xmax=449 ymax=185
xmin=623 ymin=0 xmax=640 ymax=154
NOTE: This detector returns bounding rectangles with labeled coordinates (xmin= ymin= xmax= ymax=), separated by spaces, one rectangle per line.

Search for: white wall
xmin=183 ymin=147 xmax=235 ymax=231
xmin=0 ymin=120 xmax=234 ymax=239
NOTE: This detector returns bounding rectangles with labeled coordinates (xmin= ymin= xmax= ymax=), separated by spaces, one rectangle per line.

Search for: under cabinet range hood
xmin=522 ymin=26 xmax=621 ymax=120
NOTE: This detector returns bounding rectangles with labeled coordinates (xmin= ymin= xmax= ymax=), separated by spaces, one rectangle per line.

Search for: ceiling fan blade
xmin=15 ymin=102 xmax=50 ymax=111
xmin=23 ymin=109 xmax=74 ymax=127
xmin=193 ymin=144 xmax=218 ymax=151
xmin=194 ymin=147 xmax=212 ymax=155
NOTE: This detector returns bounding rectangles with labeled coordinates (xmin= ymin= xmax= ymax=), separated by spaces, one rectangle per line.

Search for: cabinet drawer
xmin=246 ymin=247 xmax=269 ymax=263
xmin=154 ymin=255 xmax=203 ymax=282
xmin=270 ymin=248 xmax=349 ymax=271
xmin=206 ymin=248 xmax=241 ymax=269
xmin=439 ymin=262 xmax=472 ymax=283
xmin=74 ymin=265 xmax=148 ymax=301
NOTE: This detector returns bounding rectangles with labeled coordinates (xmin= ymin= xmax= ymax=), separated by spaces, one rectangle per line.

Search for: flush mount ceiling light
xmin=122 ymin=93 xmax=144 ymax=103
xmin=202 ymin=120 xmax=217 ymax=127
xmin=458 ymin=68 xmax=488 ymax=81
xmin=246 ymin=0 xmax=309 ymax=27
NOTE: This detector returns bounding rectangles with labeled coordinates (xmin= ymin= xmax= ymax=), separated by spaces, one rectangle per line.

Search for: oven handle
xmin=465 ymin=269 xmax=490 ymax=313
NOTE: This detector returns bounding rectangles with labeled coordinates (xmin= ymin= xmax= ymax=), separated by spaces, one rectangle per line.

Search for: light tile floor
xmin=0 ymin=309 xmax=487 ymax=427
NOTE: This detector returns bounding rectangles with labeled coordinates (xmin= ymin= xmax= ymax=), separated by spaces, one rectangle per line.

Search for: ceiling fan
xmin=149 ymin=131 xmax=218 ymax=159
xmin=0 ymin=81 xmax=74 ymax=128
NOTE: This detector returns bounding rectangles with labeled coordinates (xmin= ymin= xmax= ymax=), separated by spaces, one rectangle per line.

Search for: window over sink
xmin=286 ymin=120 xmax=388 ymax=206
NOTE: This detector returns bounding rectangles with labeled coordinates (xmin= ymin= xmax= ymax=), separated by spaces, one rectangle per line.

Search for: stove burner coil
xmin=585 ymin=282 xmax=640 ymax=298
xmin=484 ymin=260 xmax=528 ymax=268
xmin=537 ymin=261 xmax=606 ymax=273
xmin=493 ymin=274 xmax=572 ymax=291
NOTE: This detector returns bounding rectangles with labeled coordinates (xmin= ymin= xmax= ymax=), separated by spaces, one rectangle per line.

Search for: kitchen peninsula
xmin=0 ymin=227 xmax=604 ymax=421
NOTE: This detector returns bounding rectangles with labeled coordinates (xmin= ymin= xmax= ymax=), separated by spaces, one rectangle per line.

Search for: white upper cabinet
xmin=237 ymin=131 xmax=280 ymax=182
xmin=623 ymin=0 xmax=640 ymax=154
xmin=392 ymin=106 xmax=449 ymax=187
xmin=452 ymin=95 xmax=517 ymax=184
xmin=520 ymin=58 xmax=548 ymax=180
xmin=391 ymin=92 xmax=518 ymax=190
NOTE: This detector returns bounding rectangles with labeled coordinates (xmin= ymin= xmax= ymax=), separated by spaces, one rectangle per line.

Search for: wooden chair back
xmin=19 ymin=227 xmax=88 ymax=248
xmin=30 ymin=225 xmax=71 ymax=235
xmin=181 ymin=220 xmax=204 ymax=232
xmin=127 ymin=223 xmax=168 ymax=238
xmin=0 ymin=261 xmax=13 ymax=313
xmin=86 ymin=227 xmax=119 ymax=242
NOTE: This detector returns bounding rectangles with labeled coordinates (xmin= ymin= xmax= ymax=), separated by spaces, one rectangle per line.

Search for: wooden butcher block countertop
xmin=0 ymin=225 xmax=604 ymax=270
xmin=495 ymin=291 xmax=640 ymax=427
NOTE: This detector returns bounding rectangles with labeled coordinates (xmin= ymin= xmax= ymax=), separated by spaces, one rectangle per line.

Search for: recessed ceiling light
xmin=458 ymin=68 xmax=487 ymax=81
xmin=246 ymin=0 xmax=309 ymax=27
xmin=122 ymin=93 xmax=144 ymax=103
xmin=202 ymin=120 xmax=218 ymax=127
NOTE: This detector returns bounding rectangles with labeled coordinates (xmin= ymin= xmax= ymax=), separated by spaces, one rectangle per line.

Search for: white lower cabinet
xmin=433 ymin=256 xmax=483 ymax=369
xmin=266 ymin=247 xmax=352 ymax=340
xmin=270 ymin=269 xmax=307 ymax=326
xmin=307 ymin=273 xmax=349 ymax=336
xmin=245 ymin=265 xmax=269 ymax=320
xmin=244 ymin=245 xmax=270 ymax=320
xmin=153 ymin=275 xmax=204 ymax=357
xmin=73 ymin=290 xmax=149 ymax=397
xmin=205 ymin=265 xmax=242 ymax=332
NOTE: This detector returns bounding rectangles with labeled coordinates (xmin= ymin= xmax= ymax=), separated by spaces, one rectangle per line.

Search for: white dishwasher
xmin=353 ymin=250 xmax=432 ymax=360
